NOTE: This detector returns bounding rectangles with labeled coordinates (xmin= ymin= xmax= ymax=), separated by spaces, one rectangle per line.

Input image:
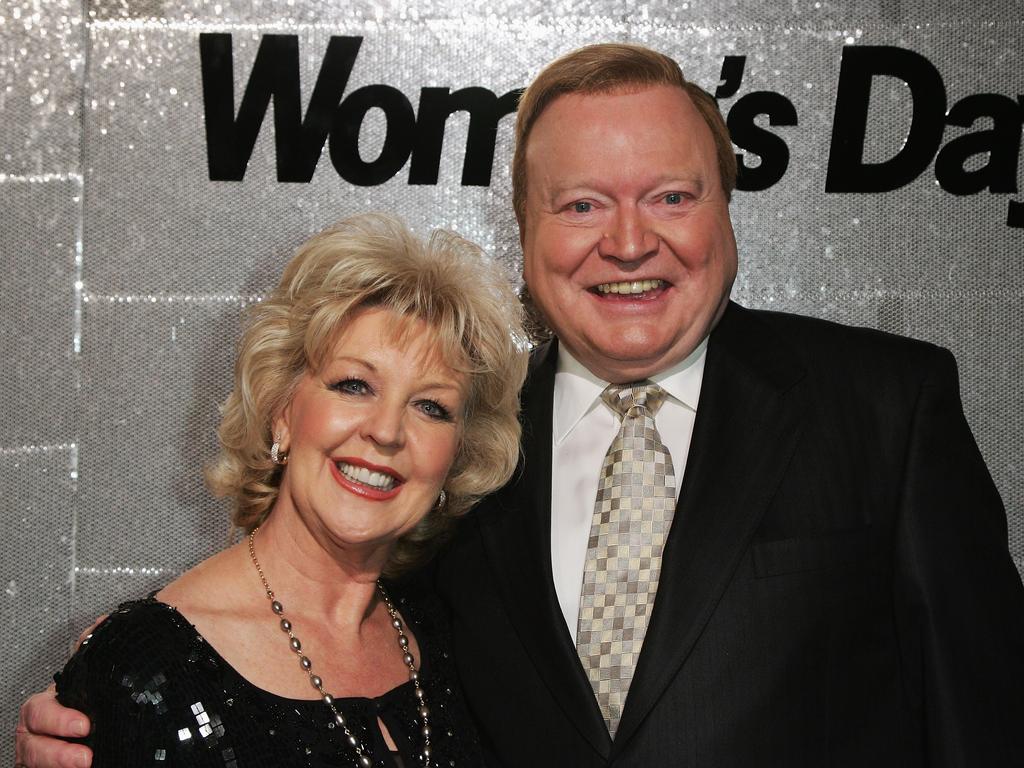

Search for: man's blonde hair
xmin=512 ymin=43 xmax=738 ymax=233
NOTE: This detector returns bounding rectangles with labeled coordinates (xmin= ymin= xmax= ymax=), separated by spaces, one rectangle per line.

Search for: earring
xmin=435 ymin=489 xmax=447 ymax=509
xmin=270 ymin=435 xmax=288 ymax=465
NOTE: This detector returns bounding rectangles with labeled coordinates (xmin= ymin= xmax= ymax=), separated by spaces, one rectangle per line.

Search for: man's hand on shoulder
xmin=15 ymin=616 xmax=104 ymax=768
xmin=15 ymin=684 xmax=92 ymax=768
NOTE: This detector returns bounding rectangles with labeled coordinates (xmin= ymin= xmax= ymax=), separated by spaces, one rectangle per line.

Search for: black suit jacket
xmin=436 ymin=302 xmax=1024 ymax=767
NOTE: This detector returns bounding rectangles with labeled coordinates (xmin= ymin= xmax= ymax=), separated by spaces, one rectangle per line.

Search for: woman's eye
xmin=572 ymin=201 xmax=592 ymax=214
xmin=664 ymin=192 xmax=683 ymax=204
xmin=332 ymin=378 xmax=370 ymax=395
xmin=418 ymin=399 xmax=453 ymax=422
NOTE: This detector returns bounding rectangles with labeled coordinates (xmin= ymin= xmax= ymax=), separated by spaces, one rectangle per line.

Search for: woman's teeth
xmin=596 ymin=279 xmax=665 ymax=295
xmin=336 ymin=462 xmax=397 ymax=491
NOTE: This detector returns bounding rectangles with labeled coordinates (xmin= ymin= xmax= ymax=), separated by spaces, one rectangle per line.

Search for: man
xmin=17 ymin=44 xmax=1024 ymax=767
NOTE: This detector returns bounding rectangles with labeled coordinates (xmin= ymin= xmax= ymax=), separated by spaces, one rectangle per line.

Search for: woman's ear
xmin=271 ymin=407 xmax=292 ymax=457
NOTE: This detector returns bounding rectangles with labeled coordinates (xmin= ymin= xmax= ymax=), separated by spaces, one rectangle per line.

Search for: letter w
xmin=200 ymin=33 xmax=362 ymax=182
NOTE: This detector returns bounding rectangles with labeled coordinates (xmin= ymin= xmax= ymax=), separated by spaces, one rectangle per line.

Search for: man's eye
xmin=572 ymin=201 xmax=592 ymax=214
xmin=664 ymin=192 xmax=683 ymax=204
xmin=331 ymin=378 xmax=370 ymax=395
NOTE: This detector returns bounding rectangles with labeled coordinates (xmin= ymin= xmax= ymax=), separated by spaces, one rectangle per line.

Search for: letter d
xmin=826 ymin=46 xmax=946 ymax=192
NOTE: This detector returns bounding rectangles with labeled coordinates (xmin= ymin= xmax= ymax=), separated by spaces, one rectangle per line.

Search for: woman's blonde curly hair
xmin=206 ymin=214 xmax=528 ymax=576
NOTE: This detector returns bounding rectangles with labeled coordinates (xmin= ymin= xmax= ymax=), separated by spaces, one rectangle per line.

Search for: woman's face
xmin=274 ymin=307 xmax=467 ymax=557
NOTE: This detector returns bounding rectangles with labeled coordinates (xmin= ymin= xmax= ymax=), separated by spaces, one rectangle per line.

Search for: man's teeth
xmin=595 ymin=279 xmax=665 ymax=295
xmin=336 ymin=462 xmax=397 ymax=491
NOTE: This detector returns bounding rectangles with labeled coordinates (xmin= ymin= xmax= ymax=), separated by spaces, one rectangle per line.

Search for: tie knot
xmin=601 ymin=381 xmax=667 ymax=421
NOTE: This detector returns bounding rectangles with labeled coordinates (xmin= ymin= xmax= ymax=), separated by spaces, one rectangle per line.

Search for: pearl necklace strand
xmin=247 ymin=527 xmax=432 ymax=767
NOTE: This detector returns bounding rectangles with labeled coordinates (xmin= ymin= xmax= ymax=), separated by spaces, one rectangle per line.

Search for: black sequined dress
xmin=56 ymin=585 xmax=484 ymax=767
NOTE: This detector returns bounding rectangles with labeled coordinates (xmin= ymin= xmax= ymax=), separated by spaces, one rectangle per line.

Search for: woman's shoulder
xmin=94 ymin=595 xmax=191 ymax=635
xmin=70 ymin=598 xmax=195 ymax=658
xmin=155 ymin=542 xmax=250 ymax=613
xmin=55 ymin=597 xmax=264 ymax=764
xmin=56 ymin=547 xmax=257 ymax=715
xmin=56 ymin=598 xmax=205 ymax=706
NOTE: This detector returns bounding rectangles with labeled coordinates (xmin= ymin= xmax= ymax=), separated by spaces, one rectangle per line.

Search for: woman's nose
xmin=362 ymin=401 xmax=406 ymax=448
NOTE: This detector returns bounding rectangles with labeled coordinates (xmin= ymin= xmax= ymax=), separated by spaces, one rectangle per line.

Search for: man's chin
xmin=571 ymin=339 xmax=694 ymax=383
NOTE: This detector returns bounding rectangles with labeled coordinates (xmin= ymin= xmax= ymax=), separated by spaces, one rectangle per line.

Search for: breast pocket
xmin=751 ymin=526 xmax=871 ymax=578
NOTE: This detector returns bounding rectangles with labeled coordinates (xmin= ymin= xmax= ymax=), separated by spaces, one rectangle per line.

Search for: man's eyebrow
xmin=652 ymin=172 xmax=706 ymax=188
xmin=543 ymin=179 xmax=594 ymax=198
xmin=545 ymin=173 xmax=708 ymax=198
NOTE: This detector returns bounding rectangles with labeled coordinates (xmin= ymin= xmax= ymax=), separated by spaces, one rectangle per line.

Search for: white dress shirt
xmin=550 ymin=340 xmax=708 ymax=638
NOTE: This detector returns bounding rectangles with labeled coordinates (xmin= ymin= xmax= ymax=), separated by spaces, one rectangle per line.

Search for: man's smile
xmin=589 ymin=279 xmax=670 ymax=301
xmin=593 ymin=278 xmax=667 ymax=295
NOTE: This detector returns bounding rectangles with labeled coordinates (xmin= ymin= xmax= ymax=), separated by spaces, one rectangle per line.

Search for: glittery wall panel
xmin=83 ymin=0 xmax=890 ymax=26
xmin=80 ymin=21 xmax=529 ymax=296
xmin=0 ymin=182 xmax=79 ymax=445
xmin=3 ymin=3 xmax=1024 ymax=760
xmin=1 ymin=1 xmax=84 ymax=758
xmin=0 ymin=448 xmax=76 ymax=754
xmin=894 ymin=1 xmax=1024 ymax=24
xmin=83 ymin=0 xmax=1023 ymax=30
xmin=75 ymin=300 xmax=240 ymax=604
xmin=0 ymin=1 xmax=83 ymax=175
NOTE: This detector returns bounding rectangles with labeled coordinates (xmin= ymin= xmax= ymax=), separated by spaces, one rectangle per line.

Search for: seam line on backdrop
xmin=0 ymin=173 xmax=84 ymax=184
xmin=732 ymin=289 xmax=1024 ymax=300
xmin=77 ymin=290 xmax=1024 ymax=307
xmin=83 ymin=292 xmax=265 ymax=304
xmin=876 ymin=290 xmax=1024 ymax=299
xmin=75 ymin=567 xmax=177 ymax=576
xmin=71 ymin=0 xmax=92 ymax=633
xmin=0 ymin=443 xmax=77 ymax=456
xmin=84 ymin=18 xmax=1024 ymax=33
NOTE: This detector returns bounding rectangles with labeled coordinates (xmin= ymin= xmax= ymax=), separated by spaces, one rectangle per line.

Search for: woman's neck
xmin=249 ymin=507 xmax=392 ymax=632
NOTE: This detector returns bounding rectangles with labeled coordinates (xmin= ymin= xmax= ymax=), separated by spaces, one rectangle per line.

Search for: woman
xmin=55 ymin=214 xmax=527 ymax=766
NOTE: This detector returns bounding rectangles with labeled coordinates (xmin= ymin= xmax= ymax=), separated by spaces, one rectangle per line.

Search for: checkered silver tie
xmin=576 ymin=381 xmax=676 ymax=737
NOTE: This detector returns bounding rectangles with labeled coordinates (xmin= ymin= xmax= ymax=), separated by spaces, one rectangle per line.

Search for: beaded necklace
xmin=248 ymin=527 xmax=432 ymax=767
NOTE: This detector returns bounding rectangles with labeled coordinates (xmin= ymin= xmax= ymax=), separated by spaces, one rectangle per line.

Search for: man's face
xmin=522 ymin=85 xmax=737 ymax=383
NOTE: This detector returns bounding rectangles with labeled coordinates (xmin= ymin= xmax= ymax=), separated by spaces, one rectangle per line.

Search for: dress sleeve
xmin=56 ymin=603 xmax=230 ymax=767
xmin=892 ymin=347 xmax=1024 ymax=765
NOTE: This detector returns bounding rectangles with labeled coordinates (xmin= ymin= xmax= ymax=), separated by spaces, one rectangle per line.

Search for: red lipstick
xmin=330 ymin=456 xmax=404 ymax=501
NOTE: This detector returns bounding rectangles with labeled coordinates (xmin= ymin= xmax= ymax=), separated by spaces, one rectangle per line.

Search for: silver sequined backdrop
xmin=2 ymin=1 xmax=1022 ymax=756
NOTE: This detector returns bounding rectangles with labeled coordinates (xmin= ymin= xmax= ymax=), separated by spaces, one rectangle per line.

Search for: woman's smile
xmin=274 ymin=306 xmax=468 ymax=552
xmin=331 ymin=456 xmax=404 ymax=499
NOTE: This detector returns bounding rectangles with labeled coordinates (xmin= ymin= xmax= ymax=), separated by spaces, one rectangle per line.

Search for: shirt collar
xmin=553 ymin=337 xmax=708 ymax=445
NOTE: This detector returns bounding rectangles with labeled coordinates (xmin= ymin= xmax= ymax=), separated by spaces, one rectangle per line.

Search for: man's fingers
xmin=15 ymin=686 xmax=93 ymax=767
xmin=19 ymin=685 xmax=90 ymax=738
xmin=13 ymin=620 xmax=102 ymax=768
xmin=14 ymin=731 xmax=93 ymax=768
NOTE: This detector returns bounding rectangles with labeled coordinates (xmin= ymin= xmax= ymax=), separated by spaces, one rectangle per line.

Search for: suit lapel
xmin=612 ymin=303 xmax=808 ymax=752
xmin=476 ymin=341 xmax=613 ymax=758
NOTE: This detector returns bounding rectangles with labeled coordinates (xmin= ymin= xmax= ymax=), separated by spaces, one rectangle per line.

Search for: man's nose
xmin=597 ymin=207 xmax=659 ymax=263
